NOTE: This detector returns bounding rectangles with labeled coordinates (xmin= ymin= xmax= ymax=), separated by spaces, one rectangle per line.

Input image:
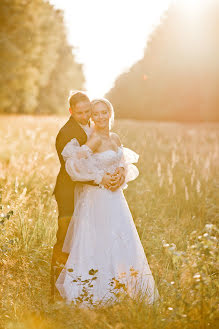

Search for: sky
xmin=49 ymin=0 xmax=173 ymax=98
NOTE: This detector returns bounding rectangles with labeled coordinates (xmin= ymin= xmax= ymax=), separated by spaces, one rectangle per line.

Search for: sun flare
xmin=177 ymin=0 xmax=209 ymax=12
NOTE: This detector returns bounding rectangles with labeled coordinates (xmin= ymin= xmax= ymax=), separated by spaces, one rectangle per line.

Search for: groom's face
xmin=71 ymin=101 xmax=91 ymax=125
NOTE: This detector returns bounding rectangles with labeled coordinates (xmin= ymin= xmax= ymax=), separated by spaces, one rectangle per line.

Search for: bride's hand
xmin=100 ymin=172 xmax=114 ymax=188
xmin=110 ymin=168 xmax=125 ymax=190
xmin=103 ymin=168 xmax=125 ymax=191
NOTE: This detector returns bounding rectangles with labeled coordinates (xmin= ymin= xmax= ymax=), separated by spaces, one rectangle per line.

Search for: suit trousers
xmin=50 ymin=215 xmax=72 ymax=300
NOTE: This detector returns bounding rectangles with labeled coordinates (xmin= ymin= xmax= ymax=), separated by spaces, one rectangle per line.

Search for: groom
xmin=50 ymin=91 xmax=125 ymax=301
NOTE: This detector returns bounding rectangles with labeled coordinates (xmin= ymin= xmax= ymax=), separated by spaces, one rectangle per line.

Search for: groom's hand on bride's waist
xmin=100 ymin=167 xmax=125 ymax=191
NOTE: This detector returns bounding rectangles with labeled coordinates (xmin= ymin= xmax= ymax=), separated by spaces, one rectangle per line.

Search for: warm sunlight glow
xmin=50 ymin=0 xmax=172 ymax=98
xmin=49 ymin=0 xmax=214 ymax=98
xmin=175 ymin=0 xmax=211 ymax=38
xmin=177 ymin=0 xmax=209 ymax=13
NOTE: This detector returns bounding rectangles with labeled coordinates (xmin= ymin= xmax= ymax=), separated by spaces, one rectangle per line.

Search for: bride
xmin=55 ymin=98 xmax=159 ymax=308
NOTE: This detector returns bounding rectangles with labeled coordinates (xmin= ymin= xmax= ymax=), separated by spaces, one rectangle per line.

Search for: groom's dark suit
xmin=50 ymin=115 xmax=98 ymax=300
xmin=53 ymin=115 xmax=98 ymax=217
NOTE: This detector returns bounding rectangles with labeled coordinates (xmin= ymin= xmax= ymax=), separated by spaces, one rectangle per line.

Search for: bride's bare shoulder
xmin=110 ymin=132 xmax=122 ymax=146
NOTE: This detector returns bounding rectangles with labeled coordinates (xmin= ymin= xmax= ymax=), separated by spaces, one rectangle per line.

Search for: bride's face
xmin=91 ymin=102 xmax=110 ymax=129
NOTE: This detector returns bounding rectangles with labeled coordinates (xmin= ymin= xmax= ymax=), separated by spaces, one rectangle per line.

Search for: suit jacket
xmin=53 ymin=115 xmax=97 ymax=218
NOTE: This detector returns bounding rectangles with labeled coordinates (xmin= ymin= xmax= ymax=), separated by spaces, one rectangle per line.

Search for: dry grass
xmin=0 ymin=115 xmax=218 ymax=329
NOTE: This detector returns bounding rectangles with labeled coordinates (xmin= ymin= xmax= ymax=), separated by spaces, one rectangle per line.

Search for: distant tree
xmin=106 ymin=0 xmax=219 ymax=122
xmin=37 ymin=43 xmax=85 ymax=114
xmin=0 ymin=0 xmax=85 ymax=114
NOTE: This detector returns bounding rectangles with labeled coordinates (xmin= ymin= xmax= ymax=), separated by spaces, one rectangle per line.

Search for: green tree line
xmin=106 ymin=0 xmax=219 ymax=122
xmin=0 ymin=0 xmax=85 ymax=114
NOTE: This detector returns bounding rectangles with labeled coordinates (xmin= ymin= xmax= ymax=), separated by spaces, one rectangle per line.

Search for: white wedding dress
xmin=55 ymin=139 xmax=159 ymax=308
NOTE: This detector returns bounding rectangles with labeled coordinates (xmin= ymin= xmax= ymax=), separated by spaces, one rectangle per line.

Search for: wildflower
xmin=185 ymin=185 xmax=189 ymax=200
xmin=170 ymin=243 xmax=176 ymax=250
xmin=118 ymin=272 xmax=126 ymax=279
xmin=205 ymin=224 xmax=213 ymax=230
xmin=168 ymin=307 xmax=173 ymax=311
xmin=167 ymin=164 xmax=173 ymax=185
xmin=159 ymin=176 xmax=164 ymax=187
xmin=130 ymin=266 xmax=139 ymax=277
xmin=157 ymin=162 xmax=161 ymax=177
xmin=171 ymin=150 xmax=176 ymax=168
xmin=196 ymin=180 xmax=201 ymax=193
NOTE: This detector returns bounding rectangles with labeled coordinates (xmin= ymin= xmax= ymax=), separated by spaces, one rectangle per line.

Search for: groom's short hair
xmin=68 ymin=91 xmax=90 ymax=109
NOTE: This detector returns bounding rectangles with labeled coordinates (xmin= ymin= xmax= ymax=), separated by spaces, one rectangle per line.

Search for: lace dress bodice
xmin=92 ymin=147 xmax=123 ymax=173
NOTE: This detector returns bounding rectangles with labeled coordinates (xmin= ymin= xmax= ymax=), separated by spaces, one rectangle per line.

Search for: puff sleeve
xmin=118 ymin=145 xmax=139 ymax=189
xmin=61 ymin=138 xmax=105 ymax=184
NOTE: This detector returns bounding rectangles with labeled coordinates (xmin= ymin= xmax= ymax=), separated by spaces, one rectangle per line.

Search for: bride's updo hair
xmin=91 ymin=98 xmax=115 ymax=129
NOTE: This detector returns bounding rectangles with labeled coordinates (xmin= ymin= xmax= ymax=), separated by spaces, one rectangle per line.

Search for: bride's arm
xmin=61 ymin=138 xmax=105 ymax=184
xmin=111 ymin=132 xmax=126 ymax=173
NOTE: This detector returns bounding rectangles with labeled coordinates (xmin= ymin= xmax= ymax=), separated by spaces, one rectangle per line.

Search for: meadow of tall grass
xmin=0 ymin=115 xmax=218 ymax=329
